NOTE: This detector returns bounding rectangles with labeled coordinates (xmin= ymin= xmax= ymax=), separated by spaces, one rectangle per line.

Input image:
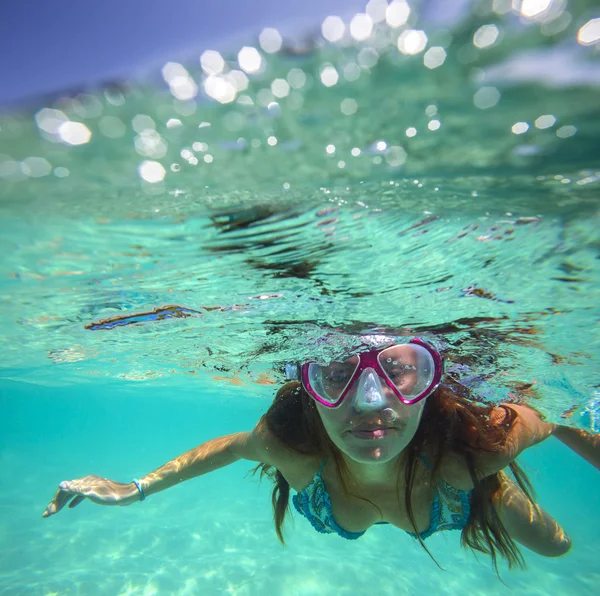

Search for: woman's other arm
xmin=467 ymin=403 xmax=553 ymax=478
xmin=552 ymin=425 xmax=600 ymax=471
xmin=475 ymin=403 xmax=599 ymax=476
xmin=492 ymin=471 xmax=571 ymax=557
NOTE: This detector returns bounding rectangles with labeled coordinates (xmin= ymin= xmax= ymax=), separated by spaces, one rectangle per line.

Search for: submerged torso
xmin=280 ymin=452 xmax=472 ymax=539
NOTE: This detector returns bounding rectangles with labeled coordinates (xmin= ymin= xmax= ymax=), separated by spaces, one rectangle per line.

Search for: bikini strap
xmin=317 ymin=457 xmax=328 ymax=474
xmin=420 ymin=453 xmax=433 ymax=470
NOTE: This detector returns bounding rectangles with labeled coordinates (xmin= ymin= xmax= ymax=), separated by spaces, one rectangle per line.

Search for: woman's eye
xmin=327 ymin=368 xmax=351 ymax=384
xmin=330 ymin=372 xmax=347 ymax=383
xmin=387 ymin=364 xmax=416 ymax=379
xmin=388 ymin=369 xmax=405 ymax=380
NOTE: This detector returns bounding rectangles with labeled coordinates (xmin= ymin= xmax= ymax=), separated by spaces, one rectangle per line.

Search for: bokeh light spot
xmin=53 ymin=167 xmax=69 ymax=178
xmin=385 ymin=145 xmax=407 ymax=166
xmin=425 ymin=104 xmax=438 ymax=117
xmin=322 ymin=16 xmax=345 ymax=42
xmin=520 ymin=0 xmax=552 ymax=19
xmin=0 ymin=159 xmax=22 ymax=180
xmin=320 ymin=65 xmax=339 ymax=87
xmin=271 ymin=78 xmax=290 ymax=98
xmin=132 ymin=114 xmax=156 ymax=134
xmin=423 ymin=47 xmax=446 ymax=69
xmin=343 ymin=63 xmax=361 ymax=81
xmin=366 ymin=0 xmax=388 ymax=23
xmin=35 ymin=108 xmax=68 ymax=135
xmin=397 ymin=30 xmax=428 ymax=55
xmin=473 ymin=24 xmax=500 ymax=48
xmin=162 ymin=62 xmax=198 ymax=100
xmin=259 ymin=28 xmax=283 ymax=53
xmin=204 ymin=75 xmax=237 ymax=104
xmin=287 ymin=68 xmax=307 ymax=89
xmin=473 ymin=86 xmax=501 ymax=110
xmin=139 ymin=161 xmax=166 ymax=183
xmin=58 ymin=122 xmax=92 ymax=145
xmin=134 ymin=131 xmax=168 ymax=159
xmin=556 ymin=125 xmax=577 ymax=138
xmin=99 ymin=116 xmax=126 ymax=138
xmin=511 ymin=122 xmax=529 ymax=135
xmin=21 ymin=157 xmax=52 ymax=178
xmin=578 ymin=18 xmax=600 ymax=46
xmin=341 ymin=98 xmax=358 ymax=115
xmin=386 ymin=1 xmax=411 ymax=28
xmin=492 ymin=0 xmax=512 ymax=15
xmin=200 ymin=50 xmax=225 ymax=75
xmin=357 ymin=47 xmax=379 ymax=69
xmin=166 ymin=119 xmax=183 ymax=129
xmin=534 ymin=114 xmax=556 ymax=129
xmin=238 ymin=47 xmax=263 ymax=74
xmin=229 ymin=70 xmax=249 ymax=93
xmin=350 ymin=13 xmax=374 ymax=41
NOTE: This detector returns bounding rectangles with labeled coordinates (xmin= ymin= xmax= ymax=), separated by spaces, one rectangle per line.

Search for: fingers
xmin=68 ymin=495 xmax=86 ymax=509
xmin=42 ymin=481 xmax=84 ymax=518
xmin=42 ymin=505 xmax=55 ymax=518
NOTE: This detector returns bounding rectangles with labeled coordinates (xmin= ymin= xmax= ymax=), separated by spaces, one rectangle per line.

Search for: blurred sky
xmin=0 ymin=0 xmax=470 ymax=107
xmin=0 ymin=0 xmax=372 ymax=106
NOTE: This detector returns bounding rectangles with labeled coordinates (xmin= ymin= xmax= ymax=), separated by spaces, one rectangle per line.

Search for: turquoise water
xmin=2 ymin=1 xmax=600 ymax=594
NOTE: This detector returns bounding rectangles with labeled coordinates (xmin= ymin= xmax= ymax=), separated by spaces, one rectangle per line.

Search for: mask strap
xmin=285 ymin=363 xmax=300 ymax=381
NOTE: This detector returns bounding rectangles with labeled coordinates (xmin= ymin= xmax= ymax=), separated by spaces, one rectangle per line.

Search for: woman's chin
xmin=343 ymin=443 xmax=404 ymax=464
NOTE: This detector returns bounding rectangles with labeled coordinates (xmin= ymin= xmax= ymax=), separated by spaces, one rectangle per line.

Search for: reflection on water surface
xmin=0 ymin=1 xmax=598 ymax=428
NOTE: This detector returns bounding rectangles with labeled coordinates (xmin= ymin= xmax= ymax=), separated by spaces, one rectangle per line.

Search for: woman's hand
xmin=42 ymin=476 xmax=140 ymax=517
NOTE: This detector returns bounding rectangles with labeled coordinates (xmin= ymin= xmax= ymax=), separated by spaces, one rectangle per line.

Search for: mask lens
xmin=307 ymin=356 xmax=359 ymax=405
xmin=378 ymin=344 xmax=435 ymax=400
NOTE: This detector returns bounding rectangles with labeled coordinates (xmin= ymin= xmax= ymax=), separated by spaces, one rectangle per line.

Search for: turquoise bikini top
xmin=292 ymin=456 xmax=471 ymax=540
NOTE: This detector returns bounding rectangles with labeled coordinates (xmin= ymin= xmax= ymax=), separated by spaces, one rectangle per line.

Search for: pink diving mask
xmin=288 ymin=337 xmax=443 ymax=408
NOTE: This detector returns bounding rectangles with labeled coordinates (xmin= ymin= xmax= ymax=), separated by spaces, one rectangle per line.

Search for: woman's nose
xmin=351 ymin=369 xmax=389 ymax=412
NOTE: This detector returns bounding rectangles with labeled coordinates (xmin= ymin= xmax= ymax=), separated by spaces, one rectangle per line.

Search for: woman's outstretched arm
xmin=552 ymin=425 xmax=600 ymax=471
xmin=42 ymin=420 xmax=279 ymax=518
xmin=492 ymin=471 xmax=571 ymax=557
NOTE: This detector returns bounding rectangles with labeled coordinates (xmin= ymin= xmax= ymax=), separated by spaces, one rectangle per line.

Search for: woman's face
xmin=314 ymin=369 xmax=426 ymax=464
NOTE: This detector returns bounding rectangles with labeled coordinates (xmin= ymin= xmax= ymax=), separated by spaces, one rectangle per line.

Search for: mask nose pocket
xmin=353 ymin=369 xmax=386 ymax=411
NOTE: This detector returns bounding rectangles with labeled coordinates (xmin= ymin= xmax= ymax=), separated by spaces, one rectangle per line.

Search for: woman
xmin=43 ymin=335 xmax=599 ymax=572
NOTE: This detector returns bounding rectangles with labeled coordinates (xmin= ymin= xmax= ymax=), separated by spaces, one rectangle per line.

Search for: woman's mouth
xmin=349 ymin=427 xmax=397 ymax=440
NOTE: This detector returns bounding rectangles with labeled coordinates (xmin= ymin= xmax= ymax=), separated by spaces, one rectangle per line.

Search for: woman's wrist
xmin=118 ymin=481 xmax=146 ymax=506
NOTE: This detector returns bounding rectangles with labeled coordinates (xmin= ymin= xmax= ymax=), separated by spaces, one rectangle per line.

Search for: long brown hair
xmin=255 ymin=378 xmax=536 ymax=573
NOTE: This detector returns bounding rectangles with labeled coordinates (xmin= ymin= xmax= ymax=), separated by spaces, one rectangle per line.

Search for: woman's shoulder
xmin=246 ymin=418 xmax=323 ymax=490
xmin=436 ymin=452 xmax=476 ymax=490
xmin=428 ymin=403 xmax=511 ymax=489
xmin=435 ymin=402 xmax=554 ymax=488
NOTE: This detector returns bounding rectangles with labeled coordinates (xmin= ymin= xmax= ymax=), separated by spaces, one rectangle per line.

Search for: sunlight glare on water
xmin=1 ymin=0 xmax=599 ymax=425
